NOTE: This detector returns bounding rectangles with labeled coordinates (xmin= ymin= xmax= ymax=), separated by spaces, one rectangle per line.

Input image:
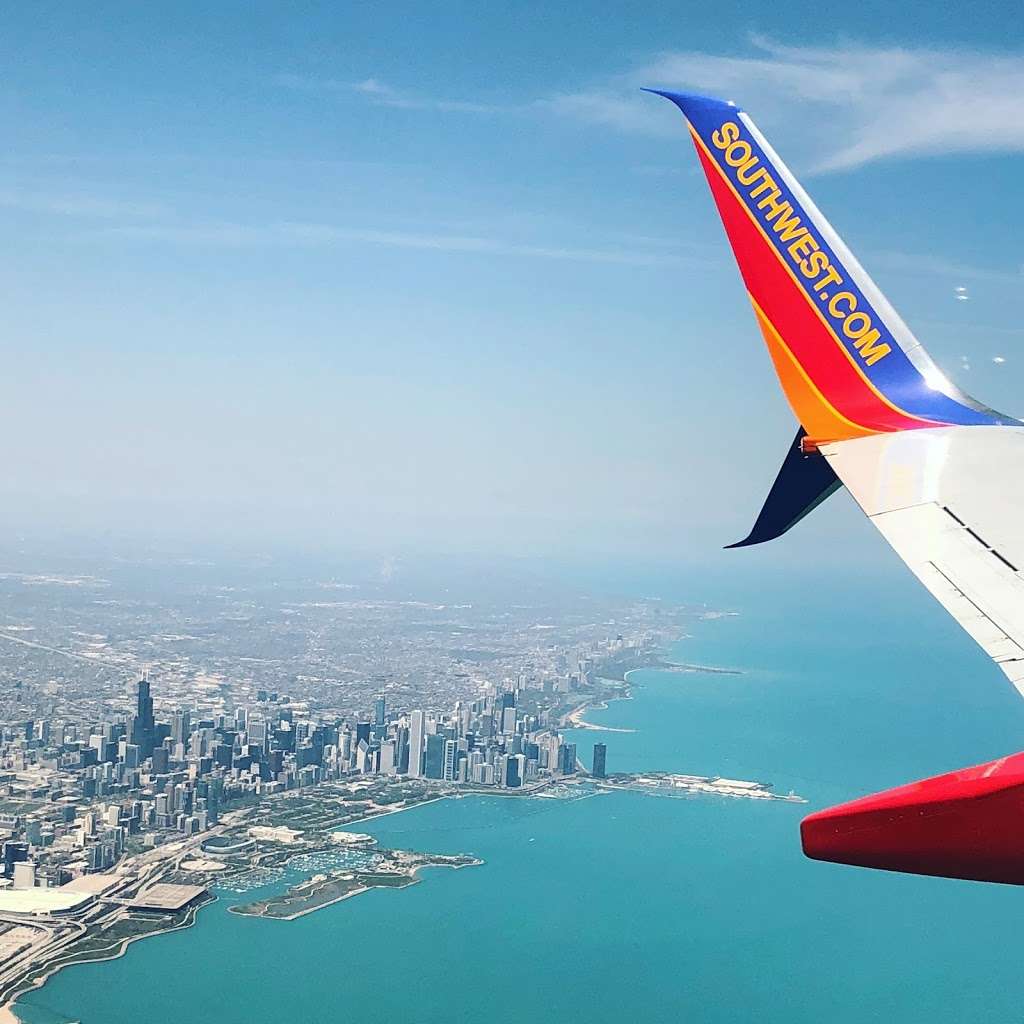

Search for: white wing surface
xmin=821 ymin=427 xmax=1024 ymax=694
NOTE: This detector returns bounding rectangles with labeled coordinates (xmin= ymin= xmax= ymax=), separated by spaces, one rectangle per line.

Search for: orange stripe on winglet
xmin=750 ymin=296 xmax=877 ymax=443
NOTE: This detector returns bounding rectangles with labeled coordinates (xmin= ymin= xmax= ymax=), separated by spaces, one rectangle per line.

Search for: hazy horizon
xmin=3 ymin=4 xmax=1022 ymax=565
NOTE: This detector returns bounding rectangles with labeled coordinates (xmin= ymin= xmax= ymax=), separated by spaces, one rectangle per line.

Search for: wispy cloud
xmin=869 ymin=248 xmax=1024 ymax=285
xmin=100 ymin=219 xmax=704 ymax=267
xmin=0 ymin=187 xmax=165 ymax=219
xmin=546 ymin=37 xmax=1024 ymax=172
xmin=275 ymin=73 xmax=503 ymax=114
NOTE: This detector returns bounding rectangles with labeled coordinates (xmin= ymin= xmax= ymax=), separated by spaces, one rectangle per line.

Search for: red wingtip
xmin=802 ymin=751 xmax=1024 ymax=885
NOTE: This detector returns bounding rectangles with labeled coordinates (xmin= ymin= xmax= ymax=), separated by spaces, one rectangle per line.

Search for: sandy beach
xmin=564 ymin=700 xmax=635 ymax=733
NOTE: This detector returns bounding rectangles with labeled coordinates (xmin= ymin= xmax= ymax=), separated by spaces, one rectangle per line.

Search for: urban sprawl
xmin=0 ymin=652 xmax=621 ymax=891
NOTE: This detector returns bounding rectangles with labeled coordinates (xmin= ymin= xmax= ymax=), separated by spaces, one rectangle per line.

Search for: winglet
xmin=641 ymin=88 xmax=741 ymax=117
xmin=726 ymin=429 xmax=841 ymax=548
xmin=645 ymin=88 xmax=1014 ymax=443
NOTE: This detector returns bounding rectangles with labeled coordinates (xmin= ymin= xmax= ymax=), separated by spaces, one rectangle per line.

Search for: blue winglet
xmin=641 ymin=88 xmax=741 ymax=120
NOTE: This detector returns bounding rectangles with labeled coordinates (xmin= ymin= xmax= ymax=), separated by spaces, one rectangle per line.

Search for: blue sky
xmin=2 ymin=2 xmax=1023 ymax=566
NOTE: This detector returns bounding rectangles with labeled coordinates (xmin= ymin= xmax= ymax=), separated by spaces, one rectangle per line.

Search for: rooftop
xmin=130 ymin=883 xmax=207 ymax=912
xmin=0 ymin=888 xmax=94 ymax=916
xmin=60 ymin=873 xmax=120 ymax=895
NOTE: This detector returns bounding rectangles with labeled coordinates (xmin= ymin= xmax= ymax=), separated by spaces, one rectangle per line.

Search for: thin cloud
xmin=871 ymin=249 xmax=1023 ymax=285
xmin=276 ymin=73 xmax=503 ymax=114
xmin=541 ymin=91 xmax=672 ymax=137
xmin=0 ymin=187 xmax=165 ymax=219
xmin=547 ymin=37 xmax=1024 ymax=172
xmin=100 ymin=219 xmax=705 ymax=268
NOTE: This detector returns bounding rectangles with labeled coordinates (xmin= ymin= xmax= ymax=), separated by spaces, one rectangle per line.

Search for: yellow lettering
xmin=788 ymin=235 xmax=816 ymax=262
xmin=756 ymin=190 xmax=786 ymax=217
xmin=828 ymin=292 xmax=857 ymax=318
xmin=771 ymin=209 xmax=806 ymax=243
xmin=736 ymin=157 xmax=763 ymax=185
xmin=842 ymin=311 xmax=873 ymax=339
xmin=748 ymin=174 xmax=777 ymax=200
xmin=724 ymin=140 xmax=753 ymax=167
xmin=813 ymin=265 xmax=843 ymax=291
xmin=711 ymin=122 xmax=740 ymax=149
xmin=800 ymin=250 xmax=829 ymax=279
xmin=853 ymin=329 xmax=891 ymax=365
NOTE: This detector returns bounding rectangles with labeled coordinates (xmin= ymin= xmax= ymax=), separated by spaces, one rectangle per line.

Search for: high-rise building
xmin=500 ymin=706 xmax=517 ymax=735
xmin=395 ymin=726 xmax=410 ymax=774
xmin=151 ymin=745 xmax=169 ymax=774
xmin=131 ymin=678 xmax=156 ymax=758
xmin=558 ymin=742 xmax=577 ymax=775
xmin=407 ymin=711 xmax=425 ymax=778
xmin=374 ymin=696 xmax=386 ymax=728
xmin=12 ymin=861 xmax=35 ymax=890
xmin=424 ymin=734 xmax=445 ymax=780
xmin=592 ymin=742 xmax=607 ymax=779
xmin=2 ymin=842 xmax=29 ymax=878
xmin=442 ymin=739 xmax=457 ymax=781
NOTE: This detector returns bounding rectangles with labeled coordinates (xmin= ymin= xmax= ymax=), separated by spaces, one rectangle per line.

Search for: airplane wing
xmin=821 ymin=427 xmax=1024 ymax=695
xmin=651 ymin=89 xmax=1024 ymax=885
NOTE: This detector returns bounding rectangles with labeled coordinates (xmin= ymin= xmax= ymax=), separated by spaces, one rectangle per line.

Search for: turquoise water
xmin=17 ymin=568 xmax=1024 ymax=1023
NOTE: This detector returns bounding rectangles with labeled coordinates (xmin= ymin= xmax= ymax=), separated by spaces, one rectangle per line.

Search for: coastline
xmin=0 ymin=790 xmax=456 ymax=1024
xmin=561 ymin=676 xmax=637 ymax=733
xmin=2 ymin=645 xmax=704 ymax=1022
xmin=228 ymin=856 xmax=484 ymax=923
xmin=564 ymin=697 xmax=635 ymax=733
xmin=348 ymin=794 xmax=447 ymax=826
xmin=4 ymin=893 xmax=214 ymax=1024
xmin=227 ymin=881 xmax=373 ymax=922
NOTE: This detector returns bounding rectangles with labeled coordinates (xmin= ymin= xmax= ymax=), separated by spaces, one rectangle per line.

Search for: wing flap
xmin=821 ymin=426 xmax=1024 ymax=695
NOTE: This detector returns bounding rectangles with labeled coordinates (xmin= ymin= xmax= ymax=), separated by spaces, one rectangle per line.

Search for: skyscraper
xmin=424 ymin=734 xmax=445 ymax=780
xmin=171 ymin=709 xmax=191 ymax=745
xmin=592 ymin=742 xmax=607 ymax=779
xmin=407 ymin=710 xmax=425 ymax=778
xmin=374 ymin=696 xmax=386 ymax=728
xmin=395 ymin=726 xmax=410 ymax=774
xmin=131 ymin=678 xmax=156 ymax=758
xmin=500 ymin=706 xmax=517 ymax=735
xmin=442 ymin=739 xmax=457 ymax=781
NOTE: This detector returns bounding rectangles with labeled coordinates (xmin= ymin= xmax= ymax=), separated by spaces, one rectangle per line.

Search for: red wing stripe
xmin=693 ymin=138 xmax=940 ymax=434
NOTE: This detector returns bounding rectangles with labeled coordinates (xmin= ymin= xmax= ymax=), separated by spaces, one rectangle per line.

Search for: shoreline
xmin=3 ymin=641 xmax=739 ymax=1021
xmin=564 ymin=699 xmax=635 ymax=733
xmin=671 ymin=662 xmax=743 ymax=676
xmin=562 ymin=682 xmax=635 ymax=733
xmin=348 ymin=794 xmax=447 ymax=826
xmin=228 ymin=856 xmax=484 ymax=923
xmin=228 ymin=881 xmax=373 ymax=922
xmin=4 ymin=893 xmax=214 ymax=1024
xmin=1 ymin=792 xmax=457 ymax=1023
